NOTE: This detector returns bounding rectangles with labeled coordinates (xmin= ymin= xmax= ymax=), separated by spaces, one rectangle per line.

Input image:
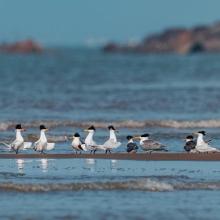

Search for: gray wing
xmin=127 ymin=142 xmax=138 ymax=152
xmin=184 ymin=140 xmax=196 ymax=151
xmin=141 ymin=139 xmax=167 ymax=151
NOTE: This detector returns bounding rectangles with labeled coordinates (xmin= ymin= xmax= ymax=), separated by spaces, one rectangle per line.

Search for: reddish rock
xmin=103 ymin=22 xmax=220 ymax=54
xmin=0 ymin=39 xmax=43 ymax=53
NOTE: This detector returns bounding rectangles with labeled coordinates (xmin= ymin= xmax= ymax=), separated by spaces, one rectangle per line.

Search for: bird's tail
xmin=159 ymin=145 xmax=168 ymax=151
xmin=81 ymin=144 xmax=88 ymax=151
xmin=213 ymin=148 xmax=220 ymax=153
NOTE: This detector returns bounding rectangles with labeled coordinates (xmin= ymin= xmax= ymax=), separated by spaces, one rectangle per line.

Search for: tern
xmin=71 ymin=133 xmax=87 ymax=153
xmin=33 ymin=125 xmax=55 ymax=153
xmin=84 ymin=125 xmax=105 ymax=154
xmin=126 ymin=135 xmax=138 ymax=153
xmin=184 ymin=135 xmax=196 ymax=152
xmin=134 ymin=133 xmax=167 ymax=153
xmin=194 ymin=131 xmax=220 ymax=153
xmin=0 ymin=124 xmax=32 ymax=154
xmin=102 ymin=125 xmax=121 ymax=154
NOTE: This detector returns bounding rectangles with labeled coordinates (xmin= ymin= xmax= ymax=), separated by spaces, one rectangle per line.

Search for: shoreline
xmin=1 ymin=152 xmax=220 ymax=161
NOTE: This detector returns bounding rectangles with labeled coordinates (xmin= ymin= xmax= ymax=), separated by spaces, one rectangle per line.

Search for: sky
xmin=0 ymin=0 xmax=220 ymax=46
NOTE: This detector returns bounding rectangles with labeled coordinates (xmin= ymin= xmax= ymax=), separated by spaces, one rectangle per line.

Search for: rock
xmin=103 ymin=21 xmax=220 ymax=54
xmin=0 ymin=39 xmax=43 ymax=53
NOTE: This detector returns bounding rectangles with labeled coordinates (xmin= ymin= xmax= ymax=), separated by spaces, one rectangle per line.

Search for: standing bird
xmin=84 ymin=125 xmax=104 ymax=154
xmin=0 ymin=124 xmax=32 ymax=154
xmin=126 ymin=135 xmax=138 ymax=153
xmin=71 ymin=133 xmax=87 ymax=154
xmin=33 ymin=125 xmax=55 ymax=153
xmin=102 ymin=125 xmax=121 ymax=154
xmin=194 ymin=131 xmax=220 ymax=153
xmin=184 ymin=135 xmax=196 ymax=152
xmin=135 ymin=133 xmax=167 ymax=153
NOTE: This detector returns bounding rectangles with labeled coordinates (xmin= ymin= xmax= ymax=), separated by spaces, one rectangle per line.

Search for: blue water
xmin=0 ymin=49 xmax=220 ymax=121
xmin=1 ymin=159 xmax=220 ymax=219
xmin=1 ymin=49 xmax=220 ymax=219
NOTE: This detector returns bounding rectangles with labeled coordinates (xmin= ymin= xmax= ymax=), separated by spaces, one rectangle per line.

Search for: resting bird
xmin=135 ymin=133 xmax=167 ymax=153
xmin=71 ymin=133 xmax=87 ymax=153
xmin=126 ymin=135 xmax=138 ymax=153
xmin=102 ymin=125 xmax=121 ymax=154
xmin=33 ymin=125 xmax=55 ymax=153
xmin=0 ymin=124 xmax=32 ymax=154
xmin=84 ymin=125 xmax=105 ymax=154
xmin=194 ymin=131 xmax=220 ymax=153
xmin=184 ymin=135 xmax=196 ymax=152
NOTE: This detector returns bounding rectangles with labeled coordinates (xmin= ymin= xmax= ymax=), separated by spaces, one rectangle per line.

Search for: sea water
xmin=1 ymin=159 xmax=220 ymax=219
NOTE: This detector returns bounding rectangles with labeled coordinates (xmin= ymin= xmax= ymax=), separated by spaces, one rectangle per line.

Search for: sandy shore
xmin=1 ymin=152 xmax=220 ymax=161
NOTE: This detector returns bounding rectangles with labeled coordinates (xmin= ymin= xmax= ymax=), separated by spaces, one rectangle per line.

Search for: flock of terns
xmin=0 ymin=124 xmax=220 ymax=154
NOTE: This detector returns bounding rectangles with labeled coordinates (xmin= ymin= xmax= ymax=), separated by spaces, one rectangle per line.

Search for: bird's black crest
xmin=141 ymin=133 xmax=149 ymax=137
xmin=186 ymin=135 xmax=194 ymax=139
xmin=88 ymin=125 xmax=96 ymax=131
xmin=198 ymin=131 xmax=206 ymax=136
xmin=108 ymin=125 xmax=116 ymax=130
xmin=40 ymin=125 xmax=47 ymax=130
xmin=126 ymin=135 xmax=133 ymax=140
xmin=15 ymin=124 xmax=22 ymax=129
xmin=74 ymin=133 xmax=80 ymax=137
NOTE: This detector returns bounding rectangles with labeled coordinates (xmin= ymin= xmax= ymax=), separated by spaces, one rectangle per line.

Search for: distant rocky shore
xmin=103 ymin=21 xmax=220 ymax=54
xmin=0 ymin=39 xmax=43 ymax=53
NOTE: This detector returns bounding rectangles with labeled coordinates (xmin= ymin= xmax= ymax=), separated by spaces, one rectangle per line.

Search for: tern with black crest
xmin=184 ymin=135 xmax=196 ymax=152
xmin=134 ymin=133 xmax=167 ymax=153
xmin=84 ymin=125 xmax=105 ymax=154
xmin=194 ymin=131 xmax=220 ymax=153
xmin=126 ymin=135 xmax=138 ymax=153
xmin=33 ymin=125 xmax=55 ymax=153
xmin=102 ymin=125 xmax=121 ymax=154
xmin=71 ymin=132 xmax=87 ymax=153
xmin=0 ymin=124 xmax=32 ymax=154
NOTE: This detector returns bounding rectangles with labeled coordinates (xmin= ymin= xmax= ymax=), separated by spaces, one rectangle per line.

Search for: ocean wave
xmin=0 ymin=179 xmax=173 ymax=192
xmin=2 ymin=179 xmax=220 ymax=192
xmin=2 ymin=119 xmax=220 ymax=131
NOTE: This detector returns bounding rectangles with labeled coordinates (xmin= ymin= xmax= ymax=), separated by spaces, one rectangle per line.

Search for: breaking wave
xmin=2 ymin=179 xmax=220 ymax=192
xmin=2 ymin=119 xmax=220 ymax=131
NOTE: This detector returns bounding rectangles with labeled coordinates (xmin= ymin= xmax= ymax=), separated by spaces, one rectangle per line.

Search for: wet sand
xmin=1 ymin=152 xmax=220 ymax=161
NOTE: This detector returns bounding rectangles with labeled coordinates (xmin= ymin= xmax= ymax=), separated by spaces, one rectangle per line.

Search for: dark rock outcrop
xmin=103 ymin=22 xmax=220 ymax=54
